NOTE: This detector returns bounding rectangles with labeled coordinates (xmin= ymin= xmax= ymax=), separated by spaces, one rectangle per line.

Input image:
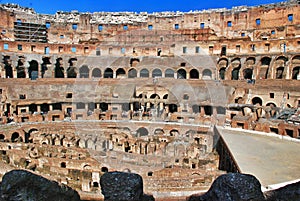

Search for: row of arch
xmin=61 ymin=66 xmax=213 ymax=80
xmin=218 ymin=55 xmax=300 ymax=80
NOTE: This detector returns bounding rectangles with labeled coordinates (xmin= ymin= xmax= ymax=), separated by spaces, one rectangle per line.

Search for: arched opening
xmin=261 ymin=57 xmax=271 ymax=79
xmin=29 ymin=104 xmax=38 ymax=114
xmin=130 ymin=58 xmax=140 ymax=67
xmin=231 ymin=67 xmax=240 ymax=80
xmin=218 ymin=58 xmax=228 ymax=68
xmin=16 ymin=57 xmax=26 ymax=78
xmin=190 ymin=69 xmax=199 ymax=79
xmin=54 ymin=58 xmax=64 ymax=78
xmin=276 ymin=67 xmax=284 ymax=79
xmin=235 ymin=97 xmax=244 ymax=104
xmin=170 ymin=129 xmax=179 ymax=136
xmin=152 ymin=69 xmax=162 ymax=78
xmin=67 ymin=58 xmax=77 ymax=78
xmin=246 ymin=57 xmax=256 ymax=65
xmin=0 ymin=134 xmax=5 ymax=142
xmin=252 ymin=97 xmax=263 ymax=106
xmin=219 ymin=68 xmax=226 ymax=80
xmin=101 ymin=167 xmax=108 ymax=172
xmin=192 ymin=105 xmax=200 ymax=113
xmin=11 ymin=132 xmax=22 ymax=142
xmin=88 ymin=102 xmax=96 ymax=113
xmin=154 ymin=128 xmax=164 ymax=135
xmin=79 ymin=65 xmax=90 ymax=78
xmin=177 ymin=69 xmax=186 ymax=79
xmin=137 ymin=127 xmax=149 ymax=136
xmin=92 ymin=68 xmax=101 ymax=78
xmin=243 ymin=68 xmax=253 ymax=79
xmin=150 ymin=94 xmax=160 ymax=99
xmin=28 ymin=60 xmax=39 ymax=80
xmin=202 ymin=69 xmax=212 ymax=79
xmin=93 ymin=182 xmax=99 ymax=188
xmin=292 ymin=66 xmax=300 ymax=80
xmin=104 ymin=68 xmax=113 ymax=78
xmin=128 ymin=68 xmax=137 ymax=78
xmin=41 ymin=103 xmax=49 ymax=114
xmin=100 ymin=102 xmax=108 ymax=112
xmin=116 ymin=68 xmax=126 ymax=78
xmin=165 ymin=69 xmax=174 ymax=78
xmin=61 ymin=162 xmax=66 ymax=168
xmin=169 ymin=104 xmax=178 ymax=113
xmin=140 ymin=69 xmax=149 ymax=78
xmin=163 ymin=94 xmax=168 ymax=99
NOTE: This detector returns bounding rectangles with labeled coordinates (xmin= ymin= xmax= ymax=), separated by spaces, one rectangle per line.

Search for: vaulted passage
xmin=128 ymin=68 xmax=137 ymax=78
xmin=177 ymin=69 xmax=186 ymax=79
xmin=79 ymin=65 xmax=89 ymax=78
xmin=29 ymin=60 xmax=39 ymax=80
xmin=190 ymin=69 xmax=199 ymax=79
xmin=140 ymin=69 xmax=149 ymax=78
xmin=152 ymin=69 xmax=162 ymax=78
xmin=92 ymin=68 xmax=101 ymax=78
xmin=165 ymin=69 xmax=174 ymax=78
xmin=104 ymin=68 xmax=113 ymax=78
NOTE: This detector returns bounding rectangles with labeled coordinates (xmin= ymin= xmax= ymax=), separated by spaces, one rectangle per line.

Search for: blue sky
xmin=0 ymin=0 xmax=285 ymax=14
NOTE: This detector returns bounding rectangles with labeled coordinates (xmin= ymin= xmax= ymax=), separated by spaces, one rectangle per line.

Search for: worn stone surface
xmin=0 ymin=169 xmax=81 ymax=201
xmin=188 ymin=173 xmax=265 ymax=201
xmin=264 ymin=181 xmax=300 ymax=201
xmin=100 ymin=171 xmax=154 ymax=201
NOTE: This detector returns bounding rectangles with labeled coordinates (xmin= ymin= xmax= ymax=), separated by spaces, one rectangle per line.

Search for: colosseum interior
xmin=0 ymin=0 xmax=299 ymax=200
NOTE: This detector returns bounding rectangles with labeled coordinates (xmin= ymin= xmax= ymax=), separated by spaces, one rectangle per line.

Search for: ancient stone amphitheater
xmin=0 ymin=0 xmax=299 ymax=200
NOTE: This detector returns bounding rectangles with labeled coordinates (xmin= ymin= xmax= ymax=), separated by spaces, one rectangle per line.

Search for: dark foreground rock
xmin=264 ymin=181 xmax=300 ymax=201
xmin=100 ymin=171 xmax=154 ymax=201
xmin=188 ymin=173 xmax=265 ymax=201
xmin=0 ymin=169 xmax=81 ymax=201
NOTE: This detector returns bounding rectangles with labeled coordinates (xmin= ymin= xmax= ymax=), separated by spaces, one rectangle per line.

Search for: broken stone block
xmin=188 ymin=173 xmax=265 ymax=201
xmin=0 ymin=169 xmax=81 ymax=201
xmin=100 ymin=171 xmax=154 ymax=201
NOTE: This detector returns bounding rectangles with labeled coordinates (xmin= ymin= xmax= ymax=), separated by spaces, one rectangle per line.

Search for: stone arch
xmin=150 ymin=94 xmax=160 ymax=99
xmin=177 ymin=69 xmax=186 ymax=79
xmin=190 ymin=69 xmax=199 ymax=79
xmin=219 ymin=67 xmax=226 ymax=80
xmin=130 ymin=58 xmax=140 ymax=67
xmin=217 ymin=58 xmax=229 ymax=68
xmin=152 ymin=68 xmax=162 ymax=78
xmin=136 ymin=127 xmax=149 ymax=136
xmin=202 ymin=69 xmax=212 ymax=79
xmin=260 ymin=57 xmax=272 ymax=79
xmin=16 ymin=56 xmax=26 ymax=78
xmin=252 ymin=97 xmax=263 ymax=106
xmin=11 ymin=132 xmax=22 ymax=142
xmin=54 ymin=58 xmax=64 ymax=78
xmin=116 ymin=68 xmax=126 ymax=78
xmin=165 ymin=68 xmax=174 ymax=78
xmin=154 ymin=128 xmax=164 ymax=135
xmin=245 ymin=57 xmax=256 ymax=65
xmin=0 ymin=134 xmax=6 ymax=142
xmin=67 ymin=58 xmax=77 ymax=78
xmin=232 ymin=67 xmax=241 ymax=80
xmin=104 ymin=68 xmax=113 ymax=78
xmin=275 ymin=67 xmax=285 ymax=79
xmin=235 ymin=97 xmax=244 ymax=104
xmin=170 ymin=129 xmax=179 ymax=136
xmin=292 ymin=66 xmax=300 ymax=80
xmin=128 ymin=68 xmax=137 ymax=78
xmin=140 ymin=68 xmax=149 ymax=78
xmin=92 ymin=68 xmax=101 ymax=78
xmin=28 ymin=60 xmax=39 ymax=80
xmin=243 ymin=68 xmax=253 ymax=79
xmin=101 ymin=167 xmax=108 ymax=172
xmin=192 ymin=105 xmax=200 ymax=113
